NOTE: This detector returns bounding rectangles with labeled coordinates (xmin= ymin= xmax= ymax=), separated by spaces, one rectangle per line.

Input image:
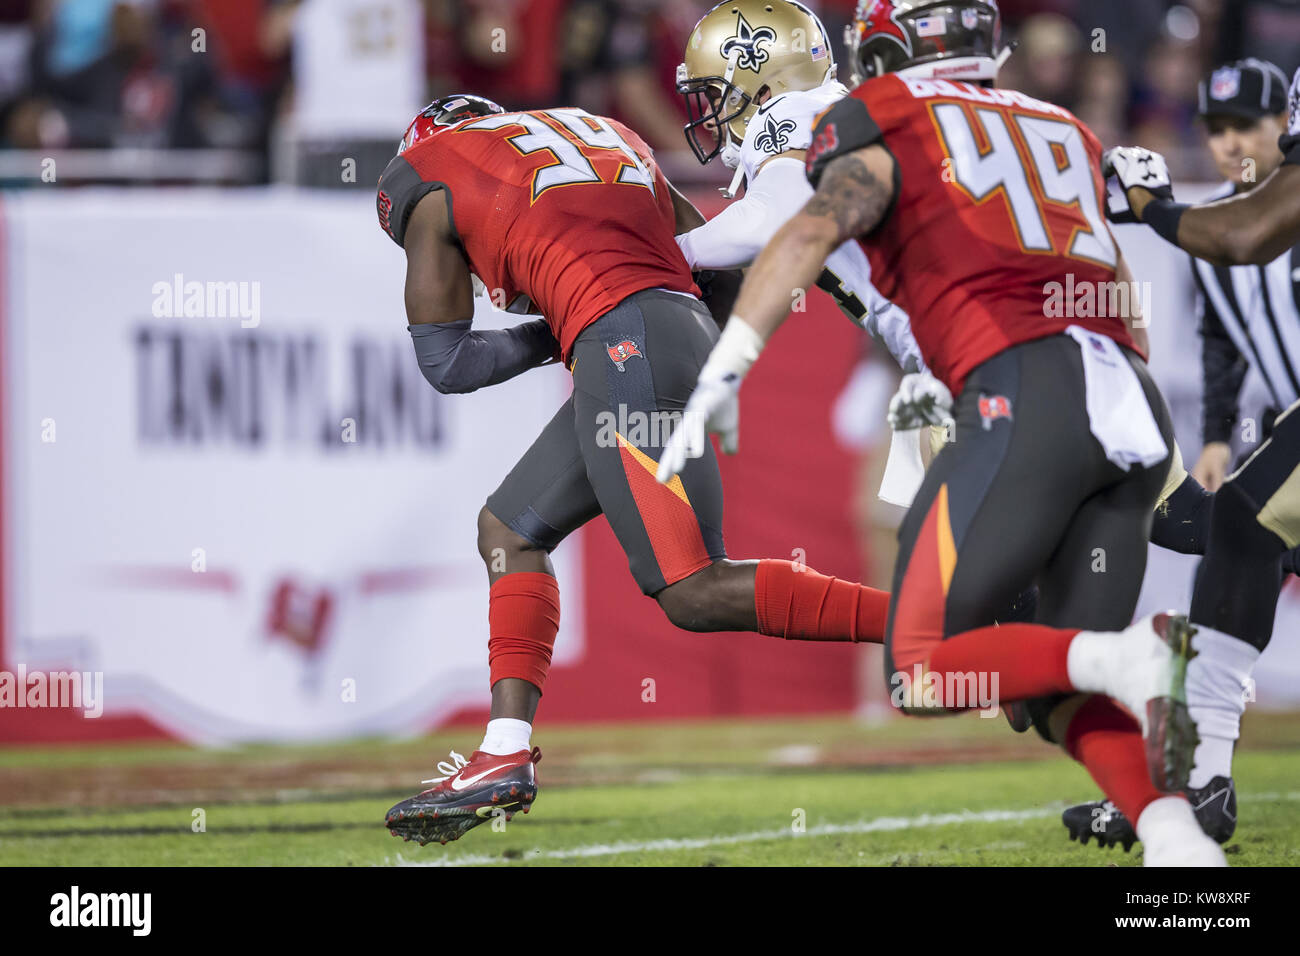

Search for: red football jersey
xmin=377 ymin=108 xmax=697 ymax=360
xmin=806 ymin=76 xmax=1138 ymax=393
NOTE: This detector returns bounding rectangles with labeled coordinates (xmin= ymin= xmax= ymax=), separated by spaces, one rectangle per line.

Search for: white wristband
xmin=701 ymin=315 xmax=765 ymax=381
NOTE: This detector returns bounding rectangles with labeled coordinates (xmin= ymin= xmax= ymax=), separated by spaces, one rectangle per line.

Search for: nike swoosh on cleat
xmin=449 ymin=765 xmax=509 ymax=792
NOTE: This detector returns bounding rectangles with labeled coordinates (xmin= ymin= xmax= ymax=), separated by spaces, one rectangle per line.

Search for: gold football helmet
xmin=678 ymin=0 xmax=837 ymax=167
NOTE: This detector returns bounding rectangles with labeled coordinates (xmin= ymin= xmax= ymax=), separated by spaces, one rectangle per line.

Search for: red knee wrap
xmin=488 ymin=572 xmax=561 ymax=692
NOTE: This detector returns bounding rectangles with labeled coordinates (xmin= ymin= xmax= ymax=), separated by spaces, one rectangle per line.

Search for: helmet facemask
xmin=678 ymin=0 xmax=839 ymax=169
xmin=677 ymin=53 xmax=756 ymax=166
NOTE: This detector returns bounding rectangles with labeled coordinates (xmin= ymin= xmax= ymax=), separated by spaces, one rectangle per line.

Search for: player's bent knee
xmin=655 ymin=565 xmax=733 ymax=632
xmin=655 ymin=581 xmax=712 ymax=631
xmin=476 ymin=505 xmax=536 ymax=566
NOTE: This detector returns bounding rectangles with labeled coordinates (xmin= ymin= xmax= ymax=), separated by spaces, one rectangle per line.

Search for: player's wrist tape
xmin=700 ymin=315 xmax=765 ymax=382
xmin=1140 ymin=198 xmax=1189 ymax=247
xmin=410 ymin=318 xmax=555 ymax=394
xmin=1280 ymin=133 xmax=1300 ymax=167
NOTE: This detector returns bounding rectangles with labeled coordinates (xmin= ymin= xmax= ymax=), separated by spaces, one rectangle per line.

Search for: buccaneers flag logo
xmin=978 ymin=394 xmax=1013 ymax=430
xmin=606 ymin=340 xmax=644 ymax=371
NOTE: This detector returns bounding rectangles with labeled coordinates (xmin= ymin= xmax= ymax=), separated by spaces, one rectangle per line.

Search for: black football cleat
xmin=1063 ymin=775 xmax=1237 ymax=851
xmin=1185 ymin=775 xmax=1237 ymax=843
xmin=1062 ymin=799 xmax=1137 ymax=852
xmin=386 ymin=747 xmax=540 ymax=846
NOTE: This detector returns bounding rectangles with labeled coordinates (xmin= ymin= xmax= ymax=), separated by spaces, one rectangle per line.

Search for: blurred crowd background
xmin=0 ymin=0 xmax=1297 ymax=185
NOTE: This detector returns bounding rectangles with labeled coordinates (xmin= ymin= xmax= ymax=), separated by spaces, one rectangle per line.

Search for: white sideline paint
xmin=387 ymin=791 xmax=1300 ymax=867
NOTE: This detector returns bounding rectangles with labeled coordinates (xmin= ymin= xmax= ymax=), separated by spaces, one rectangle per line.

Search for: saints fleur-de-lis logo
xmin=720 ymin=12 xmax=778 ymax=73
xmin=754 ymin=115 xmax=797 ymax=154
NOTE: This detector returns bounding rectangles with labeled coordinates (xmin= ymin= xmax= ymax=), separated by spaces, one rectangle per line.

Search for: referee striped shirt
xmin=1191 ymin=181 xmax=1300 ymax=443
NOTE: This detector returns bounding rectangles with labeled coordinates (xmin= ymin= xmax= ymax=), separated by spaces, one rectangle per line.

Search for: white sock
xmin=1135 ymin=795 xmax=1195 ymax=844
xmin=1186 ymin=625 xmax=1259 ymax=788
xmin=1064 ymin=629 xmax=1119 ymax=696
xmin=480 ymin=717 xmax=532 ymax=756
xmin=1135 ymin=795 xmax=1227 ymax=866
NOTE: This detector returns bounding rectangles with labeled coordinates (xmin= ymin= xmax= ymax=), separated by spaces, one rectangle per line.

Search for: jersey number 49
xmin=933 ymin=105 xmax=1116 ymax=269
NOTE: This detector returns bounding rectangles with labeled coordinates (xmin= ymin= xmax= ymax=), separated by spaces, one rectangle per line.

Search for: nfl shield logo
xmin=961 ymin=8 xmax=980 ymax=30
xmin=1210 ymin=67 xmax=1240 ymax=101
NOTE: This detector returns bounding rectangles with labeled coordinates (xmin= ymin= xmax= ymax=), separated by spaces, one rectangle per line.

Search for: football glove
xmin=888 ymin=372 xmax=954 ymax=432
xmin=656 ymin=370 xmax=741 ymax=484
xmin=1102 ymin=146 xmax=1174 ymax=223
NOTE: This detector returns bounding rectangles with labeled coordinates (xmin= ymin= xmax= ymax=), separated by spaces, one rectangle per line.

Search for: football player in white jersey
xmin=674 ymin=0 xmax=923 ymax=376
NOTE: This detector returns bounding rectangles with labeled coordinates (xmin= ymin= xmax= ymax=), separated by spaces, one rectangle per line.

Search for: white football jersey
xmin=738 ymin=82 xmax=923 ymax=372
xmin=738 ymin=81 xmax=849 ymax=184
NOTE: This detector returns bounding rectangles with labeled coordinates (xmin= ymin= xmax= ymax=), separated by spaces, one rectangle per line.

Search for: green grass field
xmin=3 ymin=712 xmax=1298 ymax=866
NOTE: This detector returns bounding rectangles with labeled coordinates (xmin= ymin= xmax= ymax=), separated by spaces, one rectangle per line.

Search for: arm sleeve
xmin=409 ymin=319 xmax=557 ymax=394
xmin=1192 ymin=264 xmax=1247 ymax=445
xmin=804 ymin=94 xmax=884 ymax=189
xmin=675 ymin=157 xmax=811 ymax=269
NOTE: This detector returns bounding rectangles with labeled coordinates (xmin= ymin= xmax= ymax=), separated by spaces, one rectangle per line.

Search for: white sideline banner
xmin=1 ymin=189 xmax=582 ymax=742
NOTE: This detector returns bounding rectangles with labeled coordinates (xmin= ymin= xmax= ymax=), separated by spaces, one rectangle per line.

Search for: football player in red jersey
xmin=659 ymin=1 xmax=1225 ymax=865
xmin=375 ymin=95 xmax=891 ymax=845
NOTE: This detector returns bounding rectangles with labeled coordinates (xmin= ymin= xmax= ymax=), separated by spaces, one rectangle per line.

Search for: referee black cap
xmin=1198 ymin=58 xmax=1290 ymax=120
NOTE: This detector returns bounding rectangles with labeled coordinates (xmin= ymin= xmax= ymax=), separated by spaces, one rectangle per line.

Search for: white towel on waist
xmin=1065 ymin=325 xmax=1168 ymax=471
xmin=878 ymin=427 xmax=926 ymax=507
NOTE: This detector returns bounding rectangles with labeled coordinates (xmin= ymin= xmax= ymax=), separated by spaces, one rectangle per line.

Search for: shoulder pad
xmin=377 ymin=153 xmax=446 ymax=247
xmin=740 ymin=84 xmax=846 ymax=181
xmin=804 ymin=94 xmax=883 ymax=188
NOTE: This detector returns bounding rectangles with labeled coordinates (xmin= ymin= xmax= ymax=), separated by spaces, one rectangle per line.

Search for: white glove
xmin=656 ymin=371 xmax=741 ymax=483
xmin=656 ymin=316 xmax=765 ymax=484
xmin=1102 ymin=146 xmax=1174 ymax=195
xmin=887 ymin=372 xmax=954 ymax=431
xmin=1102 ymin=146 xmax=1174 ymax=222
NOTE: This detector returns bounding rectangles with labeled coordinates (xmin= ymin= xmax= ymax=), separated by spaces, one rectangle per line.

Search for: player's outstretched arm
xmin=732 ymin=145 xmax=896 ymax=342
xmin=403 ymin=191 xmax=557 ymax=394
xmin=676 ymin=158 xmax=812 ymax=270
xmin=655 ymin=145 xmax=896 ymax=484
xmin=1115 ymin=154 xmax=1300 ymax=267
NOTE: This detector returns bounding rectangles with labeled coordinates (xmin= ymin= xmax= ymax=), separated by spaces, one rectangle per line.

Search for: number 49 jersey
xmin=806 ymin=76 xmax=1137 ymax=394
xmin=377 ymin=108 xmax=696 ymax=361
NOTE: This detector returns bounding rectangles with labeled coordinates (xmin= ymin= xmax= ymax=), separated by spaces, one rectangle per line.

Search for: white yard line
xmin=390 ymin=806 xmax=1057 ymax=867
xmin=388 ymin=790 xmax=1300 ymax=867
